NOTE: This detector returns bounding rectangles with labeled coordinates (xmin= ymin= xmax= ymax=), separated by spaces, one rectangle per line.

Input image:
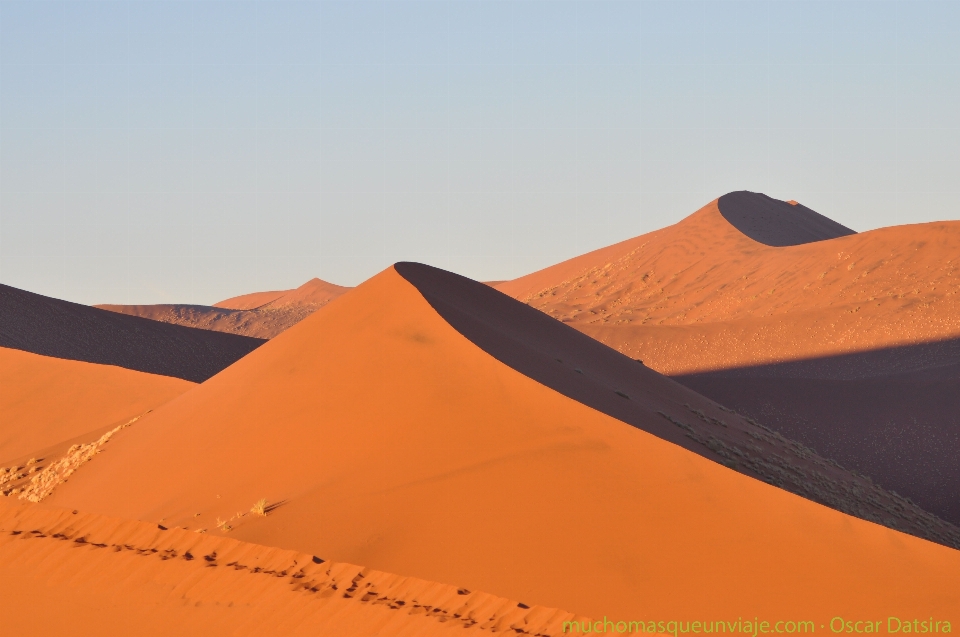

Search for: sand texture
xmin=497 ymin=191 xmax=960 ymax=526
xmin=0 ymin=500 xmax=590 ymax=636
xmin=0 ymin=347 xmax=192 ymax=465
xmin=30 ymin=264 xmax=960 ymax=620
xmin=98 ymin=278 xmax=350 ymax=339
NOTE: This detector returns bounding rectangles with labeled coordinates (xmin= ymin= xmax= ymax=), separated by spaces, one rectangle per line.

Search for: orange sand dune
xmin=39 ymin=264 xmax=960 ymax=619
xmin=497 ymin=193 xmax=960 ymax=359
xmin=213 ymin=278 xmax=349 ymax=310
xmin=0 ymin=347 xmax=192 ymax=465
xmin=496 ymin=192 xmax=960 ymax=525
xmin=0 ymin=500 xmax=587 ymax=636
xmin=715 ymin=190 xmax=855 ymax=246
xmin=256 ymin=277 xmax=351 ymax=309
xmin=99 ymin=277 xmax=350 ymax=339
xmin=2 ymin=282 xmax=263 ymax=381
xmin=214 ymin=289 xmax=289 ymax=310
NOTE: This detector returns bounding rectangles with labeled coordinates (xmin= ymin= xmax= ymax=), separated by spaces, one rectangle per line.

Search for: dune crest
xmin=495 ymin=193 xmax=960 ymax=526
xmin=36 ymin=264 xmax=960 ymax=619
xmin=717 ymin=191 xmax=855 ymax=247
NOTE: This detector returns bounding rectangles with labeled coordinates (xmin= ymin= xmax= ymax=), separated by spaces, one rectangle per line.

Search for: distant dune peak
xmin=717 ymin=191 xmax=856 ymax=247
xmin=213 ymin=277 xmax=349 ymax=311
xmin=98 ymin=277 xmax=352 ymax=339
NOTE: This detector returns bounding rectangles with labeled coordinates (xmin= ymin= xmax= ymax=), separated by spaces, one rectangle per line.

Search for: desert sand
xmin=497 ymin=191 xmax=960 ymax=363
xmin=497 ymin=191 xmax=960 ymax=526
xmin=26 ymin=264 xmax=960 ymax=621
xmin=0 ymin=500 xmax=585 ymax=636
xmin=0 ymin=347 xmax=192 ymax=466
xmin=1 ymin=282 xmax=264 ymax=382
xmin=214 ymin=289 xmax=290 ymax=310
xmin=98 ymin=277 xmax=350 ymax=339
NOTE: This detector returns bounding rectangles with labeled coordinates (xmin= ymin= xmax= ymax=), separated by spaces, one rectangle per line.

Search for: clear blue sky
xmin=2 ymin=1 xmax=960 ymax=305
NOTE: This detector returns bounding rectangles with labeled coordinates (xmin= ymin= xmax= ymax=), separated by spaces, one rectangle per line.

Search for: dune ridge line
xmin=0 ymin=501 xmax=592 ymax=636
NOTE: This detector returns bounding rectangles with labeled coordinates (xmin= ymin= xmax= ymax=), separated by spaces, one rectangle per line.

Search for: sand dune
xmin=214 ymin=289 xmax=289 ymax=310
xmin=1 ymin=283 xmax=263 ymax=382
xmin=255 ymin=277 xmax=350 ymax=309
xmin=0 ymin=347 xmax=192 ymax=466
xmin=496 ymin=192 xmax=960 ymax=526
xmin=497 ymin=192 xmax=960 ymax=349
xmin=0 ymin=500 xmax=587 ymax=636
xmin=716 ymin=190 xmax=856 ymax=246
xmin=34 ymin=264 xmax=960 ymax=619
xmin=98 ymin=278 xmax=350 ymax=339
xmin=678 ymin=363 xmax=960 ymax=526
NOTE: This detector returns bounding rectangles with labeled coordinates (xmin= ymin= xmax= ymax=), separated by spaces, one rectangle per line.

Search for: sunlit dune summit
xmin=216 ymin=277 xmax=350 ymax=311
xmin=213 ymin=289 xmax=289 ymax=310
xmin=0 ymin=283 xmax=263 ymax=382
xmin=98 ymin=277 xmax=350 ymax=339
xmin=496 ymin=191 xmax=960 ymax=527
xmin=29 ymin=263 xmax=960 ymax=620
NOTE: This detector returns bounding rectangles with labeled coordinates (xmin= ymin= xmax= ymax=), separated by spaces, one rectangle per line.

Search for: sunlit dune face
xmin=0 ymin=347 xmax=192 ymax=466
xmin=34 ymin=265 xmax=960 ymax=620
xmin=496 ymin=194 xmax=960 ymax=530
xmin=499 ymin=198 xmax=960 ymax=374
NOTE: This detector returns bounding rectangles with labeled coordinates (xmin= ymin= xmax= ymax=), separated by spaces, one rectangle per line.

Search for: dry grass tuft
xmin=251 ymin=498 xmax=268 ymax=517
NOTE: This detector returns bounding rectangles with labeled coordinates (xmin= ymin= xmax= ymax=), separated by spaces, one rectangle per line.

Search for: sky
xmin=2 ymin=0 xmax=960 ymax=305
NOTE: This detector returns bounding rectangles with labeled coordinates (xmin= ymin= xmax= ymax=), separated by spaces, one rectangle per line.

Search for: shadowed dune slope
xmin=42 ymin=264 xmax=960 ymax=618
xmin=98 ymin=278 xmax=350 ymax=339
xmin=495 ymin=194 xmax=960 ymax=526
xmin=1 ymin=283 xmax=263 ymax=382
xmin=0 ymin=347 xmax=192 ymax=465
xmin=674 ymin=337 xmax=960 ymax=527
xmin=392 ymin=263 xmax=960 ymax=546
xmin=717 ymin=190 xmax=855 ymax=247
xmin=0 ymin=501 xmax=590 ymax=637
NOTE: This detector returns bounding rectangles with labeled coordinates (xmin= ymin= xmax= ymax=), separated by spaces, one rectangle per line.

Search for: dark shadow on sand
xmin=675 ymin=338 xmax=960 ymax=526
xmin=718 ymin=191 xmax=856 ymax=247
xmin=0 ymin=283 xmax=265 ymax=382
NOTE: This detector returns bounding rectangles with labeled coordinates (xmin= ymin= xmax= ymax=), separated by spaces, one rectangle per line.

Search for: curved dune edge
xmin=39 ymin=265 xmax=960 ymax=620
xmin=495 ymin=198 xmax=960 ymax=346
xmin=716 ymin=191 xmax=855 ymax=247
xmin=492 ymin=195 xmax=960 ymax=527
xmin=0 ymin=500 xmax=592 ymax=636
xmin=1 ymin=283 xmax=263 ymax=382
xmin=392 ymin=263 xmax=960 ymax=547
